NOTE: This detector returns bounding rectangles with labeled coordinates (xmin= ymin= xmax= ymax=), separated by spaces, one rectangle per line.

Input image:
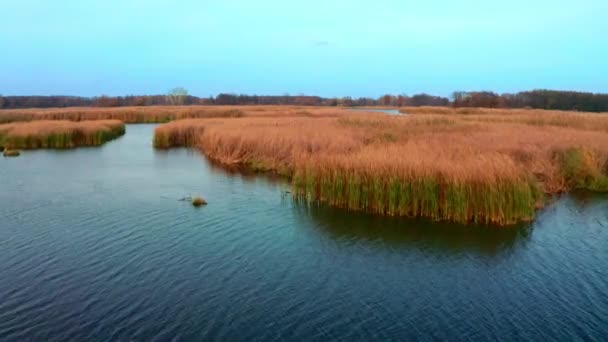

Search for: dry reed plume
xmin=153 ymin=109 xmax=608 ymax=225
xmin=0 ymin=120 xmax=125 ymax=149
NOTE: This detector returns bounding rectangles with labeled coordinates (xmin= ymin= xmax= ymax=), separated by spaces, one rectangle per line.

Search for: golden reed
xmin=153 ymin=109 xmax=608 ymax=225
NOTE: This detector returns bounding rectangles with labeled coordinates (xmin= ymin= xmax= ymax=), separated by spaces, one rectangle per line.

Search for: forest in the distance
xmin=1 ymin=90 xmax=608 ymax=112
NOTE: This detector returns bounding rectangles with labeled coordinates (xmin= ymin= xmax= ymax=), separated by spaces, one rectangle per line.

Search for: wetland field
xmin=1 ymin=106 xmax=607 ymax=340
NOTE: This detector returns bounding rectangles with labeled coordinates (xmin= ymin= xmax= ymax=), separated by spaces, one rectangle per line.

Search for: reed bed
xmin=0 ymin=120 xmax=125 ymax=149
xmin=399 ymin=106 xmax=592 ymax=116
xmin=0 ymin=105 xmax=357 ymax=124
xmin=402 ymin=107 xmax=608 ymax=133
xmin=153 ymin=111 xmax=608 ymax=225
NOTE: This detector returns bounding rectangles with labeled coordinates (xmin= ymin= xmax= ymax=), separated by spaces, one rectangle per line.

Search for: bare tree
xmin=167 ymin=87 xmax=189 ymax=105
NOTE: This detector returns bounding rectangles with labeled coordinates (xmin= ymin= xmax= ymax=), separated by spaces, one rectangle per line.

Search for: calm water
xmin=1 ymin=125 xmax=607 ymax=341
xmin=349 ymin=108 xmax=402 ymax=115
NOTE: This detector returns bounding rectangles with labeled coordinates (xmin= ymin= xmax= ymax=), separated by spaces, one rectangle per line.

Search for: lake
xmin=1 ymin=124 xmax=607 ymax=341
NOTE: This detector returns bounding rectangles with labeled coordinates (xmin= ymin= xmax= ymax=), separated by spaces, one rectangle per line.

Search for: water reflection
xmin=153 ymin=146 xmax=287 ymax=189
xmin=293 ymin=202 xmax=533 ymax=257
xmin=204 ymin=155 xmax=285 ymax=184
xmin=568 ymin=191 xmax=608 ymax=209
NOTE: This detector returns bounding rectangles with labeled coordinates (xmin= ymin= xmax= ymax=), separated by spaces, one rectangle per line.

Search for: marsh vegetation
xmin=2 ymin=104 xmax=607 ymax=225
xmin=0 ymin=105 xmax=354 ymax=124
xmin=153 ymin=108 xmax=608 ymax=225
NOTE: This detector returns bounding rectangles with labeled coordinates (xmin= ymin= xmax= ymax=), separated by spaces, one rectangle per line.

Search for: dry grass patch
xmin=0 ymin=120 xmax=125 ymax=149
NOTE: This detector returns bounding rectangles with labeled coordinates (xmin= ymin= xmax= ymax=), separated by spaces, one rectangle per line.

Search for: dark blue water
xmin=1 ymin=125 xmax=607 ymax=341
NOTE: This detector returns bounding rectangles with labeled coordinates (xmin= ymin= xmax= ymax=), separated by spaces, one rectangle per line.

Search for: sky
xmin=1 ymin=0 xmax=607 ymax=98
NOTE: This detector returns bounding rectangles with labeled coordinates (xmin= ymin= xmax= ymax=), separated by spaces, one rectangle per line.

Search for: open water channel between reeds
xmin=0 ymin=124 xmax=607 ymax=341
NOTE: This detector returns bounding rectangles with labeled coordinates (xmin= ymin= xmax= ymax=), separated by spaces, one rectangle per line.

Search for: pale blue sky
xmin=1 ymin=0 xmax=606 ymax=97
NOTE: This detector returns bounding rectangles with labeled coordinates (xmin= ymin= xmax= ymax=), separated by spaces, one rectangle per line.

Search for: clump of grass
xmin=192 ymin=196 xmax=207 ymax=207
xmin=0 ymin=120 xmax=125 ymax=149
xmin=293 ymin=171 xmax=540 ymax=224
xmin=3 ymin=149 xmax=20 ymax=157
xmin=556 ymin=147 xmax=608 ymax=192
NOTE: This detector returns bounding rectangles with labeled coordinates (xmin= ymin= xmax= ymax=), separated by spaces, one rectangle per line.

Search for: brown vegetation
xmin=402 ymin=107 xmax=608 ymax=132
xmin=153 ymin=109 xmax=608 ymax=225
xmin=401 ymin=106 xmax=604 ymax=116
xmin=0 ymin=120 xmax=125 ymax=149
xmin=0 ymin=106 xmax=243 ymax=124
xmin=0 ymin=105 xmax=362 ymax=124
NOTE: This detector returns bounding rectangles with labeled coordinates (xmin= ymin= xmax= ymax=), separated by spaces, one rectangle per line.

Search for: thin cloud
xmin=312 ymin=40 xmax=330 ymax=47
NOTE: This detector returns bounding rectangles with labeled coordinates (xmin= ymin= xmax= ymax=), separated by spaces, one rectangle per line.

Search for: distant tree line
xmin=452 ymin=90 xmax=608 ymax=112
xmin=0 ymin=92 xmax=450 ymax=109
xmin=1 ymin=89 xmax=608 ymax=112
